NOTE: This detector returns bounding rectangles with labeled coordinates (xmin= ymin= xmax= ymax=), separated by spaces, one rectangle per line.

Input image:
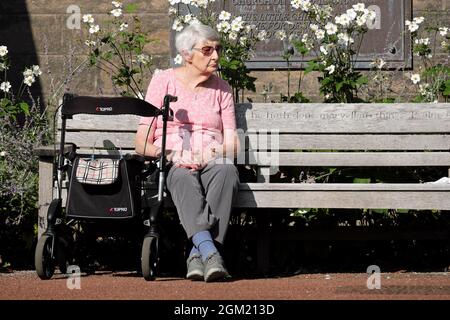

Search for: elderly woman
xmin=135 ymin=22 xmax=240 ymax=282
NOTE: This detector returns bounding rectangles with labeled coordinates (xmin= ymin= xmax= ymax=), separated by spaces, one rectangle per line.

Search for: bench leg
xmin=38 ymin=157 xmax=53 ymax=239
xmin=256 ymin=210 xmax=270 ymax=276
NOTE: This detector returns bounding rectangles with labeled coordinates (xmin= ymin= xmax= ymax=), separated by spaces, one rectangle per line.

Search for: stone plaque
xmin=222 ymin=0 xmax=412 ymax=69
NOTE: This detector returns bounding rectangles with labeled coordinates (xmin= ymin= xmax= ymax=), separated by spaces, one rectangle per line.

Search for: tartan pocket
xmin=75 ymin=158 xmax=120 ymax=185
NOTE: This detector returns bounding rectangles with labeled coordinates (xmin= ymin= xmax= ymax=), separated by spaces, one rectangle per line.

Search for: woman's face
xmin=188 ymin=39 xmax=221 ymax=75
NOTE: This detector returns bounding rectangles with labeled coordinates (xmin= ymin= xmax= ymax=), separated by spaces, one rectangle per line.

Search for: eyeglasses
xmin=192 ymin=45 xmax=222 ymax=56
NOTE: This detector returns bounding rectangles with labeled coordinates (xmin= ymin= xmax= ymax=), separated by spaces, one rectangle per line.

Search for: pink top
xmin=139 ymin=68 xmax=236 ymax=153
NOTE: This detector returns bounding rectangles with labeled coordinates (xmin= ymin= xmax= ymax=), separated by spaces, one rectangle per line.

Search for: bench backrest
xmin=58 ymin=103 xmax=450 ymax=182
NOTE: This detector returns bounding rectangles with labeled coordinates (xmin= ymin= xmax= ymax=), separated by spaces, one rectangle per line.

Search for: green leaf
xmin=19 ymin=102 xmax=30 ymax=115
xmin=124 ymin=3 xmax=138 ymax=13
xmin=356 ymin=76 xmax=368 ymax=85
xmin=336 ymin=82 xmax=343 ymax=92
xmin=353 ymin=178 xmax=371 ymax=183
xmin=443 ymin=80 xmax=450 ymax=97
xmin=305 ymin=60 xmax=318 ymax=74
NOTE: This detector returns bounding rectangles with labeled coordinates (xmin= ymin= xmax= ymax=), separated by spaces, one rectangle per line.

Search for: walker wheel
xmin=141 ymin=236 xmax=159 ymax=281
xmin=35 ymin=235 xmax=56 ymax=280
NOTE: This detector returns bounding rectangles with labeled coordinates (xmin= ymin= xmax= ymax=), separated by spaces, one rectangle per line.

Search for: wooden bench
xmin=35 ymin=102 xmax=450 ymax=274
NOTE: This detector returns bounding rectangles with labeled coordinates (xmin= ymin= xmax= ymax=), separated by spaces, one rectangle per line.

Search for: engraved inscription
xmin=220 ymin=0 xmax=412 ymax=69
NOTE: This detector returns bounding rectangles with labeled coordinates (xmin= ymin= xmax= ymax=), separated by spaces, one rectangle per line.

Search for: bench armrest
xmin=33 ymin=144 xmax=76 ymax=158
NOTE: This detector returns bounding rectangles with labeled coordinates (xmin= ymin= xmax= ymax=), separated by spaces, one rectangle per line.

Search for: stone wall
xmin=0 ymin=0 xmax=449 ymax=107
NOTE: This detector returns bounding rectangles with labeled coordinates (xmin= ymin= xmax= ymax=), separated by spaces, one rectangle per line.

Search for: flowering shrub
xmin=0 ymin=45 xmax=50 ymax=268
xmin=168 ymin=0 xmax=267 ymax=102
xmin=82 ymin=1 xmax=154 ymax=98
xmin=0 ymin=45 xmax=42 ymax=119
xmin=289 ymin=1 xmax=376 ymax=103
xmin=362 ymin=57 xmax=396 ymax=103
xmin=405 ymin=17 xmax=450 ymax=102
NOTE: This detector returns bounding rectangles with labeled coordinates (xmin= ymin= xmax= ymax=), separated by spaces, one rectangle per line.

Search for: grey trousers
xmin=166 ymin=160 xmax=240 ymax=244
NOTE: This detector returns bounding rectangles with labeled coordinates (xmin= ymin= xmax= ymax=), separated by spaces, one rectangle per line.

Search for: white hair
xmin=175 ymin=22 xmax=220 ymax=55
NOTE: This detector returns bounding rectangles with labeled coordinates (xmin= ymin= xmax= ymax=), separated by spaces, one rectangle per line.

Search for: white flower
xmin=173 ymin=54 xmax=183 ymax=65
xmin=0 ymin=81 xmax=11 ymax=93
xmin=335 ymin=14 xmax=350 ymax=27
xmin=356 ymin=15 xmax=367 ymax=26
xmin=168 ymin=7 xmax=177 ymax=15
xmin=413 ymin=16 xmax=425 ymax=24
xmin=23 ymin=68 xmax=33 ymax=77
xmin=346 ymin=9 xmax=357 ymax=21
xmin=439 ymin=27 xmax=448 ymax=37
xmin=0 ymin=151 xmax=6 ymax=157
xmin=119 ymin=23 xmax=128 ymax=31
xmin=219 ymin=11 xmax=231 ymax=21
xmin=172 ymin=19 xmax=184 ymax=32
xmin=309 ymin=23 xmax=319 ymax=32
xmin=411 ymin=73 xmax=421 ymax=84
xmin=169 ymin=0 xmax=181 ymax=5
xmin=291 ymin=0 xmax=311 ymax=11
xmin=419 ymin=83 xmax=429 ymax=95
xmin=85 ymin=40 xmax=96 ymax=47
xmin=245 ymin=25 xmax=252 ymax=34
xmin=110 ymin=8 xmax=122 ymax=17
xmin=337 ymin=33 xmax=353 ymax=46
xmin=442 ymin=41 xmax=448 ymax=48
xmin=195 ymin=0 xmax=208 ymax=8
xmin=89 ymin=24 xmax=100 ymax=34
xmin=217 ymin=21 xmax=231 ymax=33
xmin=370 ymin=58 xmax=386 ymax=69
xmin=315 ymin=29 xmax=325 ymax=40
xmin=0 ymin=45 xmax=8 ymax=57
xmin=183 ymin=14 xmax=194 ymax=24
xmin=231 ymin=16 xmax=244 ymax=32
xmin=353 ymin=3 xmax=366 ymax=12
xmin=325 ymin=65 xmax=335 ymax=74
xmin=406 ymin=18 xmax=423 ymax=32
xmin=137 ymin=54 xmax=150 ymax=65
xmin=82 ymin=14 xmax=94 ymax=24
xmin=32 ymin=65 xmax=42 ymax=76
xmin=320 ymin=46 xmax=328 ymax=55
xmin=229 ymin=32 xmax=238 ymax=41
xmin=274 ymin=30 xmax=287 ymax=41
xmin=257 ymin=30 xmax=267 ymax=41
xmin=240 ymin=36 xmax=248 ymax=46
xmin=415 ymin=38 xmax=430 ymax=45
xmin=111 ymin=1 xmax=122 ymax=8
xmin=23 ymin=75 xmax=35 ymax=87
xmin=325 ymin=22 xmax=337 ymax=35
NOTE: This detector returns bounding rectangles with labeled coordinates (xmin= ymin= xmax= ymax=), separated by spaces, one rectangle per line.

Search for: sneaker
xmin=186 ymin=254 xmax=204 ymax=281
xmin=203 ymin=252 xmax=229 ymax=282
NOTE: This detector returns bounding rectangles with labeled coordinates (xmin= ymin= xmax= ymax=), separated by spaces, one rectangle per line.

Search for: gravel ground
xmin=1 ymin=270 xmax=450 ymax=300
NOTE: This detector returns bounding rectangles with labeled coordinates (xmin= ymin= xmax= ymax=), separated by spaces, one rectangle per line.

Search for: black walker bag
xmin=66 ymin=156 xmax=142 ymax=219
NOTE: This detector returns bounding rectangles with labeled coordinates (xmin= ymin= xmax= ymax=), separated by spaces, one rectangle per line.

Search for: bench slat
xmin=63 ymin=132 xmax=136 ymax=149
xmin=60 ymin=132 xmax=450 ymax=151
xmin=59 ymin=114 xmax=141 ymax=131
xmin=56 ymin=183 xmax=450 ymax=210
xmin=59 ymin=103 xmax=450 ymax=134
xmin=248 ymin=134 xmax=450 ymax=151
xmin=236 ymin=103 xmax=450 ymax=133
xmin=236 ymin=189 xmax=450 ymax=209
xmin=248 ymin=151 xmax=450 ymax=166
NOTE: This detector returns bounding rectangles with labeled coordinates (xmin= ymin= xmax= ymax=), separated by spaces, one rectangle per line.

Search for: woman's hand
xmin=173 ymin=150 xmax=208 ymax=172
